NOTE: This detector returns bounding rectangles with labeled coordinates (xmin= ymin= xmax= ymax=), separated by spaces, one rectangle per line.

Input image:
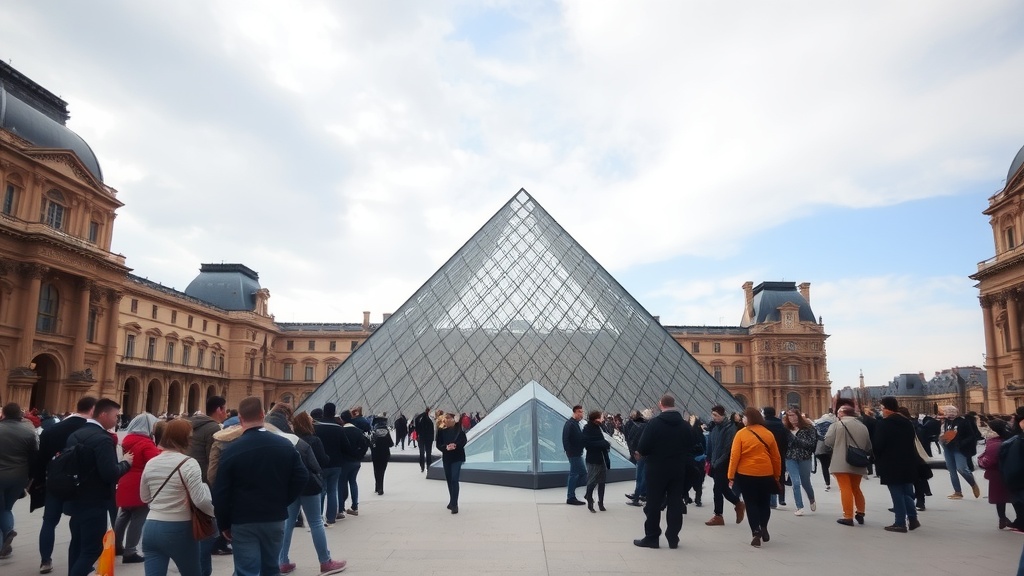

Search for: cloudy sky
xmin=4 ymin=1 xmax=1023 ymax=391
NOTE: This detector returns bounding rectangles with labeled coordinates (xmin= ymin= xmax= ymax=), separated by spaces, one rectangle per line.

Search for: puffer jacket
xmin=116 ymin=433 xmax=161 ymax=508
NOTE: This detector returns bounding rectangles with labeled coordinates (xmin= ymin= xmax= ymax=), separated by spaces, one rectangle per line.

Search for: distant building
xmin=836 ymin=366 xmax=988 ymax=415
xmin=665 ymin=281 xmax=832 ymax=418
xmin=971 ymin=144 xmax=1024 ymax=413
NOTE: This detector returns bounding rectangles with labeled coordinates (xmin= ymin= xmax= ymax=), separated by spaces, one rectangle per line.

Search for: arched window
xmin=41 ymin=190 xmax=67 ymax=230
xmin=786 ymin=392 xmax=801 ymax=410
xmin=37 ymin=283 xmax=59 ymax=333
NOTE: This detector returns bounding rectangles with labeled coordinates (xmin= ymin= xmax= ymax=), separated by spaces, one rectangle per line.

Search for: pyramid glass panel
xmin=298 ymin=189 xmax=742 ymax=434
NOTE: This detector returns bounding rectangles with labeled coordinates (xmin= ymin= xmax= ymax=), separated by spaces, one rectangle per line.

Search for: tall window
xmin=147 ymin=337 xmax=156 ymax=360
xmin=287 ymin=340 xmax=294 ymax=351
xmin=308 ymin=340 xmax=315 ymax=351
xmin=182 ymin=345 xmax=191 ymax=366
xmin=713 ymin=342 xmax=721 ymax=353
xmin=735 ymin=343 xmax=743 ymax=353
xmin=283 ymin=364 xmax=294 ymax=381
xmin=691 ymin=342 xmax=700 ymax=353
xmin=171 ymin=310 xmax=177 ymax=324
xmin=86 ymin=309 xmax=97 ymax=342
xmin=351 ymin=340 xmax=359 ymax=351
xmin=187 ymin=315 xmax=194 ymax=328
xmin=41 ymin=190 xmax=67 ymax=230
xmin=36 ymin=283 xmax=59 ymax=333
xmin=329 ymin=341 xmax=337 ymax=352
xmin=202 ymin=319 xmax=208 ymax=332
xmin=735 ymin=366 xmax=745 ymax=383
xmin=3 ymin=184 xmax=16 ymax=215
xmin=197 ymin=348 xmax=205 ymax=368
xmin=151 ymin=305 xmax=158 ymax=319
xmin=787 ymin=364 xmax=799 ymax=382
xmin=131 ymin=299 xmax=138 ymax=313
xmin=88 ymin=221 xmax=99 ymax=243
xmin=713 ymin=366 xmax=722 ymax=381
xmin=165 ymin=342 xmax=175 ymax=363
xmin=125 ymin=334 xmax=136 ymax=358
xmin=218 ymin=355 xmax=224 ymax=372
xmin=304 ymin=365 xmax=315 ymax=381
xmin=1008 ymin=227 xmax=1017 ymax=251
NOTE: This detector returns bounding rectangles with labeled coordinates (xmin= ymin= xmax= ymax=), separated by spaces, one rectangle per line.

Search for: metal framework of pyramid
xmin=297 ymin=189 xmax=742 ymax=425
xmin=426 ymin=381 xmax=635 ymax=489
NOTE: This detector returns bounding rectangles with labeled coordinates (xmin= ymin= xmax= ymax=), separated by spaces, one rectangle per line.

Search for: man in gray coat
xmin=705 ymin=405 xmax=744 ymax=526
xmin=0 ymin=402 xmax=38 ymax=559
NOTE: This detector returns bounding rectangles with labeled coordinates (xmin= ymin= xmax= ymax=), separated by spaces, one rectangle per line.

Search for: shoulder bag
xmin=176 ymin=458 xmax=216 ymax=540
xmin=838 ymin=420 xmax=873 ymax=468
xmin=145 ymin=457 xmax=188 ymax=504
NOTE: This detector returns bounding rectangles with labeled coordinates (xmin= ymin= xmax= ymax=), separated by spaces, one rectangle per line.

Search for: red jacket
xmin=116 ymin=433 xmax=161 ymax=508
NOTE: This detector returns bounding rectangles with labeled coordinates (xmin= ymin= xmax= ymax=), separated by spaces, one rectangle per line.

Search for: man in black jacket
xmin=874 ymin=397 xmax=921 ymax=533
xmin=338 ymin=410 xmax=368 ymax=516
xmin=413 ymin=408 xmax=435 ymax=473
xmin=634 ymin=395 xmax=694 ymax=549
xmin=394 ymin=413 xmax=409 ymax=449
xmin=314 ymin=403 xmax=351 ymax=525
xmin=32 ymin=396 xmax=96 ymax=575
xmin=562 ymin=405 xmax=586 ymax=506
xmin=762 ymin=406 xmax=789 ymax=507
xmin=188 ymin=395 xmax=231 ymax=559
xmin=213 ymin=396 xmax=307 ymax=576
xmin=65 ymin=398 xmax=133 ymax=576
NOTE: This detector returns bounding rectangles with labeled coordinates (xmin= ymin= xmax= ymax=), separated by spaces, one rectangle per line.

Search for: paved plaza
xmin=2 ymin=447 xmax=1021 ymax=576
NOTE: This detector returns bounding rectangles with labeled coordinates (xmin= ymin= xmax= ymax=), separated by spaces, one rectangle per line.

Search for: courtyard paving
xmin=2 ymin=446 xmax=1021 ymax=576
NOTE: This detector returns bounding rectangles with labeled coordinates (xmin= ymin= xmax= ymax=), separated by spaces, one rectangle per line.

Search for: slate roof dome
xmin=184 ymin=264 xmax=262 ymax=311
xmin=0 ymin=62 xmax=104 ymax=182
xmin=743 ymin=281 xmax=817 ymax=326
xmin=1008 ymin=143 xmax=1024 ymax=187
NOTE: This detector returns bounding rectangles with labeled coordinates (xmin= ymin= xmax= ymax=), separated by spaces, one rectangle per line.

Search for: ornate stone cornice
xmin=19 ymin=262 xmax=49 ymax=279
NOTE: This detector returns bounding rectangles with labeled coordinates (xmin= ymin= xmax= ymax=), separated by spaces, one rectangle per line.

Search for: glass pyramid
xmin=426 ymin=381 xmax=635 ymax=488
xmin=297 ymin=189 xmax=742 ymax=423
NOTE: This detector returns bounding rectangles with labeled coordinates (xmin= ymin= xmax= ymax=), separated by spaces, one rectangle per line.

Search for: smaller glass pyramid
xmin=426 ymin=381 xmax=635 ymax=489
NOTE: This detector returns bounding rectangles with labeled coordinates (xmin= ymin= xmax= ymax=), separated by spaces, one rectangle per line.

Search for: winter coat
xmin=824 ymin=416 xmax=872 ymax=475
xmin=115 ymin=432 xmax=162 ymax=508
xmin=0 ymin=418 xmax=37 ymax=487
xmin=637 ymin=408 xmax=694 ymax=475
xmin=708 ymin=419 xmax=737 ymax=470
xmin=562 ymin=417 xmax=584 ymax=457
xmin=436 ymin=425 xmax=466 ymax=464
xmin=872 ymin=413 xmax=919 ymax=485
xmin=186 ymin=414 xmax=222 ymax=484
xmin=942 ymin=416 xmax=982 ymax=457
xmin=978 ymin=437 xmax=1013 ymax=504
xmin=728 ymin=424 xmax=782 ymax=480
xmin=582 ymin=423 xmax=611 ymax=468
xmin=785 ymin=426 xmax=817 ymax=462
xmin=764 ymin=416 xmax=789 ymax=465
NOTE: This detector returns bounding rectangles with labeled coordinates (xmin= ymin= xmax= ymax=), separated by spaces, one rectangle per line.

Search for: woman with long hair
xmin=436 ymin=412 xmax=467 ymax=514
xmin=140 ymin=419 xmax=214 ymax=576
xmin=582 ymin=410 xmax=611 ymax=513
xmin=728 ymin=407 xmax=782 ymax=548
xmin=114 ymin=412 xmax=160 ymax=563
xmin=783 ymin=408 xmax=817 ymax=516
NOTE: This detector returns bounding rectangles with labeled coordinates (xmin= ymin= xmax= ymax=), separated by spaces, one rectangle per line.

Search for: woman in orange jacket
xmin=728 ymin=407 xmax=782 ymax=548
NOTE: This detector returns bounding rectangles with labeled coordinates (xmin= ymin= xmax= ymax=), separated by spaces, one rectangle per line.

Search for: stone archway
xmin=167 ymin=380 xmax=183 ymax=416
xmin=121 ymin=377 xmax=141 ymax=418
xmin=206 ymin=385 xmax=217 ymax=403
xmin=146 ymin=379 xmax=162 ymax=415
xmin=29 ymin=354 xmax=61 ymax=413
xmin=734 ymin=394 xmax=749 ymax=408
xmin=186 ymin=383 xmax=201 ymax=415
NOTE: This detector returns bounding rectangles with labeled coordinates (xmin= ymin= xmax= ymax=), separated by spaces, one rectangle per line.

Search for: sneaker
xmin=947 ymin=493 xmax=963 ymax=500
xmin=625 ymin=500 xmax=643 ymax=507
xmin=40 ymin=562 xmax=53 ymax=574
xmin=794 ymin=508 xmax=804 ymax=516
xmin=280 ymin=563 xmax=297 ymax=574
xmin=971 ymin=484 xmax=981 ymax=499
xmin=345 ymin=508 xmax=359 ymax=516
xmin=320 ymin=559 xmax=348 ymax=575
xmin=810 ymin=501 xmax=817 ymax=512
xmin=883 ymin=524 xmax=908 ymax=533
xmin=825 ymin=485 xmax=831 ymax=491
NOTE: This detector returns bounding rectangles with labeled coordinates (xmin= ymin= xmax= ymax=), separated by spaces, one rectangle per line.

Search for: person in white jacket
xmin=140 ymin=419 xmax=214 ymax=576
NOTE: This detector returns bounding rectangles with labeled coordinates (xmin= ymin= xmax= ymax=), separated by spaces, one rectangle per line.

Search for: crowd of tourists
xmin=563 ymin=395 xmax=1024 ymax=556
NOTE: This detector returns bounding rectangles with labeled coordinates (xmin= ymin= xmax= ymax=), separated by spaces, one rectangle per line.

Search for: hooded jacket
xmin=115 ymin=413 xmax=161 ymax=508
xmin=187 ymin=413 xmax=222 ymax=484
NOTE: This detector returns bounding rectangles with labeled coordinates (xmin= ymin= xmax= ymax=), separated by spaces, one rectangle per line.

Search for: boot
xmin=735 ymin=501 xmax=746 ymax=524
xmin=705 ymin=515 xmax=725 ymax=526
xmin=585 ymin=486 xmax=595 ymax=513
xmin=597 ymin=484 xmax=606 ymax=511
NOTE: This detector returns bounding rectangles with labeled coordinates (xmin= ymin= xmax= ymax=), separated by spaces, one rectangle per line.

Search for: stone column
xmin=1006 ymin=290 xmax=1024 ymax=386
xmin=981 ymin=296 xmax=1001 ymax=413
xmin=71 ymin=279 xmax=92 ymax=370
xmin=102 ymin=290 xmax=123 ymax=396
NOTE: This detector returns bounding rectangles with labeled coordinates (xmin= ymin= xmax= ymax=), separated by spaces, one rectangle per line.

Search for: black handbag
xmin=839 ymin=420 xmax=873 ymax=467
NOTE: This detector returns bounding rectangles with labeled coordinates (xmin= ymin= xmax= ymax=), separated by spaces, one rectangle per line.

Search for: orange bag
xmin=95 ymin=529 xmax=115 ymax=576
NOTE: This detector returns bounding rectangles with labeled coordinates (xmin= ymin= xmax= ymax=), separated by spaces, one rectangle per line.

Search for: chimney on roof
xmin=362 ymin=311 xmax=370 ymax=330
xmin=742 ymin=281 xmax=755 ymax=322
xmin=382 ymin=312 xmax=392 ymax=322
xmin=798 ymin=282 xmax=810 ymax=303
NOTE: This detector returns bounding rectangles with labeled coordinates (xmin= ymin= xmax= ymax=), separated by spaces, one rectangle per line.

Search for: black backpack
xmin=46 ymin=444 xmax=91 ymax=500
xmin=1000 ymin=434 xmax=1024 ymax=497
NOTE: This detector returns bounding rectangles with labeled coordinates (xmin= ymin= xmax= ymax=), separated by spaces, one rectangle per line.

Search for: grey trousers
xmin=114 ymin=505 xmax=150 ymax=556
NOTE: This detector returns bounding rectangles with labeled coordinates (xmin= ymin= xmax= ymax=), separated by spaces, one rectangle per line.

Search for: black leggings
xmin=816 ymin=453 xmax=832 ymax=487
xmin=734 ymin=474 xmax=776 ymax=535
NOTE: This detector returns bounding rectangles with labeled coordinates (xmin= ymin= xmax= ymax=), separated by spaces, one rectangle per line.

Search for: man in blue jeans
xmin=213 ymin=397 xmax=307 ymax=576
xmin=314 ymin=404 xmax=351 ymax=525
xmin=562 ymin=405 xmax=586 ymax=506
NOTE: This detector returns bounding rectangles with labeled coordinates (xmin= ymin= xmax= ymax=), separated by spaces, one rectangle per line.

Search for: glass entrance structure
xmin=426 ymin=381 xmax=634 ymax=488
xmin=298 ymin=189 xmax=741 ymax=443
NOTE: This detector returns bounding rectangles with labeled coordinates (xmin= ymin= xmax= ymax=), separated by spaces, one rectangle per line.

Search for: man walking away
xmin=213 ymin=396 xmax=308 ymax=576
xmin=413 ymin=408 xmax=435 ymax=473
xmin=562 ymin=405 xmax=586 ymax=506
xmin=634 ymin=395 xmax=694 ymax=549
xmin=762 ymin=407 xmax=789 ymax=508
xmin=188 ymin=396 xmax=231 ymax=567
xmin=0 ymin=402 xmax=38 ymax=560
xmin=65 ymin=398 xmax=133 ymax=576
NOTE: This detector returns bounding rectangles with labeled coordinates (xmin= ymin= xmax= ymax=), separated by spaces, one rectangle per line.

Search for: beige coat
xmin=823 ymin=415 xmax=872 ymax=475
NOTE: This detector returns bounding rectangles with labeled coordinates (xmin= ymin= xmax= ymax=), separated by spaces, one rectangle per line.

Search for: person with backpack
xmin=813 ymin=411 xmax=836 ymax=492
xmin=339 ymin=410 xmax=369 ymax=516
xmin=0 ymin=402 xmax=37 ymax=561
xmin=979 ymin=418 xmax=1023 ymax=530
xmin=32 ymin=396 xmax=96 ymax=574
xmin=413 ymin=408 xmax=435 ymax=473
xmin=64 ymin=398 xmax=134 ymax=576
xmin=370 ymin=415 xmax=394 ymax=495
